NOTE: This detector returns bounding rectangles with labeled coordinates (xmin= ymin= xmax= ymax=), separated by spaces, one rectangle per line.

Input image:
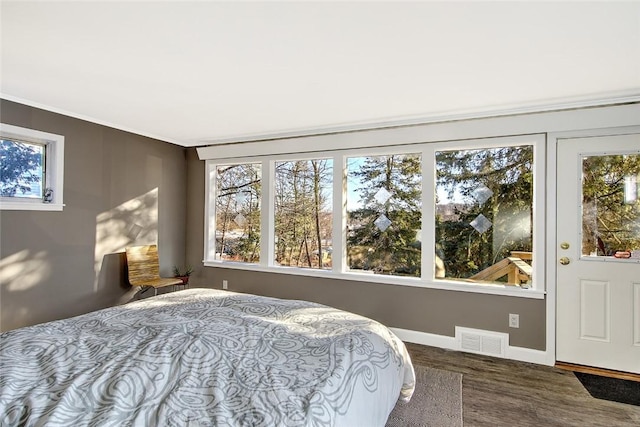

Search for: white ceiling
xmin=2 ymin=1 xmax=639 ymax=148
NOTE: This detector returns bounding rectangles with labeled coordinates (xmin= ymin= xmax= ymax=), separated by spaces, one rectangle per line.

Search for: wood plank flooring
xmin=405 ymin=342 xmax=640 ymax=427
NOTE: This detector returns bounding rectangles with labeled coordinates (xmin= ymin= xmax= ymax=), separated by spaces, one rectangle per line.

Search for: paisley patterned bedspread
xmin=0 ymin=288 xmax=415 ymax=426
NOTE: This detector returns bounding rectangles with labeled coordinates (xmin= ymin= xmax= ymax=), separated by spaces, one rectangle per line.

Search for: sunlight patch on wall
xmin=94 ymin=188 xmax=159 ymax=292
xmin=0 ymin=249 xmax=51 ymax=291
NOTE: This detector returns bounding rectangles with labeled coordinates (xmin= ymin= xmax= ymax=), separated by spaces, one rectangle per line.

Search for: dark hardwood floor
xmin=405 ymin=342 xmax=640 ymax=427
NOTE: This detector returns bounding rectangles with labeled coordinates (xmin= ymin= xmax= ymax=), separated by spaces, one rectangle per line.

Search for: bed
xmin=0 ymin=288 xmax=415 ymax=426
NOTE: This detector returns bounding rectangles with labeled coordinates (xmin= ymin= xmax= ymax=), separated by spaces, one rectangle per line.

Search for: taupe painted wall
xmin=185 ymin=149 xmax=546 ymax=350
xmin=0 ymin=100 xmax=187 ymax=331
xmin=0 ymin=100 xmax=546 ymax=349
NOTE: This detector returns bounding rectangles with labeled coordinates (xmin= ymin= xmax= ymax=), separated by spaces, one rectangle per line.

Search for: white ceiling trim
xmin=196 ymin=91 xmax=640 ymax=146
xmin=4 ymin=91 xmax=640 ymax=150
xmin=197 ymin=103 xmax=640 ymax=161
xmin=0 ymin=93 xmax=186 ymax=147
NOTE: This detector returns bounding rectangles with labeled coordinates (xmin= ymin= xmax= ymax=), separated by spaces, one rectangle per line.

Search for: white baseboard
xmin=390 ymin=327 xmax=552 ymax=366
xmin=390 ymin=327 xmax=457 ymax=349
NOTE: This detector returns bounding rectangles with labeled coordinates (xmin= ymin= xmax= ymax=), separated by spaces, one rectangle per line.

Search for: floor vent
xmin=455 ymin=327 xmax=508 ymax=358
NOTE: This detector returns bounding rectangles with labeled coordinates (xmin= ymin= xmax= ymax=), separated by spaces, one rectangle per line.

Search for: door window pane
xmin=582 ymin=154 xmax=640 ymax=258
xmin=435 ymin=146 xmax=533 ymax=286
xmin=274 ymin=159 xmax=333 ymax=269
xmin=346 ymin=154 xmax=422 ymax=277
xmin=0 ymin=138 xmax=45 ymax=199
xmin=215 ymin=164 xmax=261 ymax=263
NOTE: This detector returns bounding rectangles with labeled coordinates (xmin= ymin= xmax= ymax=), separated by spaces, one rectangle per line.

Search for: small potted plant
xmin=173 ymin=265 xmax=193 ymax=285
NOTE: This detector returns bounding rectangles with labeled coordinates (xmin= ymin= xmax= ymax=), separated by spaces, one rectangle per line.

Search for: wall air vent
xmin=455 ymin=326 xmax=508 ymax=358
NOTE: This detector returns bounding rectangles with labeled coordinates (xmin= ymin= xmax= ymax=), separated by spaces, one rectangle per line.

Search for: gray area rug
xmin=386 ymin=365 xmax=463 ymax=427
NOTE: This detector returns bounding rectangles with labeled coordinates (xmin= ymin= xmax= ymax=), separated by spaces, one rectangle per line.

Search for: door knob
xmin=560 ymin=242 xmax=570 ymax=250
xmin=559 ymin=257 xmax=570 ymax=265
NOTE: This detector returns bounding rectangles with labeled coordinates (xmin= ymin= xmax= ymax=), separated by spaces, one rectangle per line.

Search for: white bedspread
xmin=0 ymin=288 xmax=415 ymax=426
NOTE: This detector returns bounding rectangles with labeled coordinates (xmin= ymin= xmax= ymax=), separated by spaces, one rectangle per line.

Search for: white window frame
xmin=203 ymin=134 xmax=545 ymax=299
xmin=426 ymin=135 xmax=545 ymax=297
xmin=0 ymin=123 xmax=65 ymax=211
xmin=343 ymin=148 xmax=423 ymax=278
xmin=208 ymin=161 xmax=263 ymax=264
xmin=272 ymin=156 xmax=335 ymax=270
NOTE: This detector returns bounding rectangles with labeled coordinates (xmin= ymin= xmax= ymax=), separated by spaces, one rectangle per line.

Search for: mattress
xmin=0 ymin=288 xmax=415 ymax=426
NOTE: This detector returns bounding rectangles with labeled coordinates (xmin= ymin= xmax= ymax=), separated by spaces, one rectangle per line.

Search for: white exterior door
xmin=556 ymin=133 xmax=640 ymax=374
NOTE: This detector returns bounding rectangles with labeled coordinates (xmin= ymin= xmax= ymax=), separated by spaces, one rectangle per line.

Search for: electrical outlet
xmin=222 ymin=280 xmax=228 ymax=290
xmin=509 ymin=313 xmax=519 ymax=328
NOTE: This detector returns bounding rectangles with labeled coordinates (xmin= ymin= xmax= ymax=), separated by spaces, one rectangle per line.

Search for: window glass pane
xmin=215 ymin=164 xmax=261 ymax=263
xmin=347 ymin=154 xmax=422 ymax=277
xmin=274 ymin=159 xmax=333 ymax=269
xmin=435 ymin=146 xmax=533 ymax=286
xmin=0 ymin=138 xmax=45 ymax=199
xmin=582 ymin=154 xmax=640 ymax=258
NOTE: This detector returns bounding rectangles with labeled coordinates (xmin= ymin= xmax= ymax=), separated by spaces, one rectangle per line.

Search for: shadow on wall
xmin=95 ymin=188 xmax=159 ymax=285
xmin=0 ymin=249 xmax=52 ymax=329
xmin=92 ymin=187 xmax=162 ymax=305
xmin=96 ymin=252 xmax=140 ymax=305
xmin=0 ymin=188 xmax=161 ymax=331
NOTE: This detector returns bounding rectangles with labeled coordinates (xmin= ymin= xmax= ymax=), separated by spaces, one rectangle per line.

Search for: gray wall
xmin=0 ymin=100 xmax=187 ymax=331
xmin=185 ymin=148 xmax=546 ymax=350
xmin=0 ymin=100 xmax=546 ymax=350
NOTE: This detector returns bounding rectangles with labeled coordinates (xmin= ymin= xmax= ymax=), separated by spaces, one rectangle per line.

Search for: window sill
xmin=0 ymin=201 xmax=64 ymax=211
xmin=202 ymin=260 xmax=546 ymax=299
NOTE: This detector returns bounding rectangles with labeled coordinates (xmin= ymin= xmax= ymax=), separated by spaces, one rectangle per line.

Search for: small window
xmin=346 ymin=153 xmax=422 ymax=277
xmin=1 ymin=139 xmax=45 ymax=199
xmin=581 ymin=153 xmax=640 ymax=257
xmin=274 ymin=159 xmax=333 ymax=269
xmin=215 ymin=163 xmax=261 ymax=263
xmin=0 ymin=124 xmax=64 ymax=211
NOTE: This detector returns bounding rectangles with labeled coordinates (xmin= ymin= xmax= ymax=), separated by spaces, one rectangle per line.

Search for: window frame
xmin=213 ymin=162 xmax=263 ymax=264
xmin=273 ymin=157 xmax=334 ymax=271
xmin=427 ymin=136 xmax=545 ymax=294
xmin=0 ymin=123 xmax=65 ymax=211
xmin=203 ymin=134 xmax=545 ymax=299
xmin=344 ymin=151 xmax=423 ymax=277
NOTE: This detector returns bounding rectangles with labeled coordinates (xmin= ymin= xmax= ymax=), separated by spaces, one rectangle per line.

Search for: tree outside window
xmin=215 ymin=164 xmax=261 ymax=263
xmin=435 ymin=146 xmax=534 ymax=286
xmin=204 ymin=135 xmax=544 ymax=294
xmin=274 ymin=159 xmax=332 ymax=269
xmin=581 ymin=154 xmax=640 ymax=257
xmin=0 ymin=139 xmax=44 ymax=198
xmin=347 ymin=154 xmax=422 ymax=277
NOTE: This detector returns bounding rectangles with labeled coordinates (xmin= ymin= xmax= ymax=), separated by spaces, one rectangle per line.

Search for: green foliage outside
xmin=212 ymin=147 xmax=639 ymax=275
xmin=0 ymin=139 xmax=43 ymax=197
xmin=582 ymin=154 xmax=640 ymax=255
xmin=436 ymin=146 xmax=533 ymax=281
xmin=347 ymin=154 xmax=422 ymax=276
xmin=216 ymin=164 xmax=261 ymax=262
xmin=274 ymin=159 xmax=332 ymax=269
